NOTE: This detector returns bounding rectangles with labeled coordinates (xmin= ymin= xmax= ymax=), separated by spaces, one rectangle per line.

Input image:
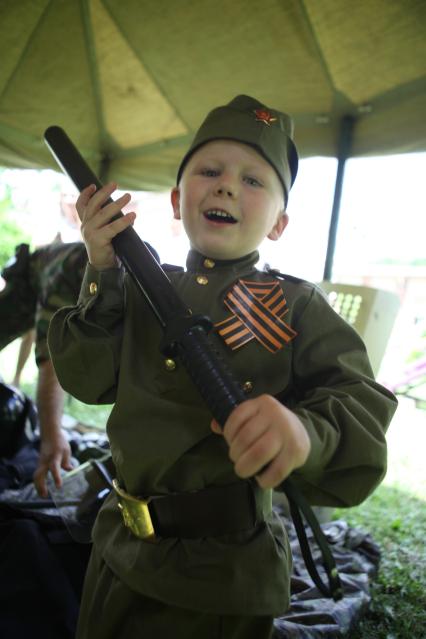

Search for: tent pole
xmin=323 ymin=115 xmax=355 ymax=281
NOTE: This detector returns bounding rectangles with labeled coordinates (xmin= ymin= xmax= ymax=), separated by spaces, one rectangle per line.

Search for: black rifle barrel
xmin=44 ymin=126 xmax=246 ymax=426
xmin=44 ymin=126 xmax=187 ymax=329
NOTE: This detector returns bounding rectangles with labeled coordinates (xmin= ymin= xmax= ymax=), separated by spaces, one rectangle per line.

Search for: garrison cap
xmin=176 ymin=95 xmax=299 ymax=203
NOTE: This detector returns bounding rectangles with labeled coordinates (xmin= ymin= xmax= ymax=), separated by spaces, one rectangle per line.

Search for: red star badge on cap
xmin=254 ymin=108 xmax=277 ymax=125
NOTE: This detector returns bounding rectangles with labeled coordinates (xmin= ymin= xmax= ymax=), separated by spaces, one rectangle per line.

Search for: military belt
xmin=113 ymin=479 xmax=267 ymax=541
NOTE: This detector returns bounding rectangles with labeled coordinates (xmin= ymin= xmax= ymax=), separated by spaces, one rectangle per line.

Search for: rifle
xmin=44 ymin=126 xmax=342 ymax=600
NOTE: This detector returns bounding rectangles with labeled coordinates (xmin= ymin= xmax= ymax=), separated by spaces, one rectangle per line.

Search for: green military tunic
xmin=48 ymin=249 xmax=396 ymax=620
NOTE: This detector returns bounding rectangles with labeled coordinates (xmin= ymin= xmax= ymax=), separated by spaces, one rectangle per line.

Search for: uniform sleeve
xmin=34 ymin=243 xmax=87 ymax=366
xmin=35 ymin=274 xmax=80 ymax=366
xmin=283 ymin=286 xmax=397 ymax=507
xmin=47 ymin=263 xmax=125 ymax=405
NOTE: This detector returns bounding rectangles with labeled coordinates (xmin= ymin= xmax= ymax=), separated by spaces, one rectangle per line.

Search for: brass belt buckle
xmin=112 ymin=479 xmax=156 ymax=542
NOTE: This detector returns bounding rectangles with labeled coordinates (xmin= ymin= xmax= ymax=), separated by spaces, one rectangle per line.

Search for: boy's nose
xmin=214 ymin=183 xmax=235 ymax=198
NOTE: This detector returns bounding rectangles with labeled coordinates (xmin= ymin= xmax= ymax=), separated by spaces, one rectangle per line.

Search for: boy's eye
xmin=201 ymin=168 xmax=219 ymax=177
xmin=244 ymin=176 xmax=262 ymax=187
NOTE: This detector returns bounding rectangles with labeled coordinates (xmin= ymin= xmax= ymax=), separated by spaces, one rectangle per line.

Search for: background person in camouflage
xmin=32 ymin=241 xmax=90 ymax=495
xmin=0 ymin=240 xmax=88 ymax=494
xmin=0 ymin=186 xmax=82 ymax=384
xmin=1 ymin=234 xmax=159 ymax=496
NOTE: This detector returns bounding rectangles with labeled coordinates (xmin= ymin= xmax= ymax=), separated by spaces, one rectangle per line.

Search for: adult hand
xmin=211 ymin=394 xmax=311 ymax=489
xmin=33 ymin=430 xmax=73 ymax=498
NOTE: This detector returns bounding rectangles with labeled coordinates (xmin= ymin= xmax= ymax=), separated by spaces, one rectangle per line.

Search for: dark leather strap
xmin=283 ymin=478 xmax=343 ymax=601
xmin=148 ymin=480 xmax=259 ymax=539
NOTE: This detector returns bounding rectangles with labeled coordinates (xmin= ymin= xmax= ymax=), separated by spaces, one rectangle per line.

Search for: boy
xmin=48 ymin=95 xmax=397 ymax=639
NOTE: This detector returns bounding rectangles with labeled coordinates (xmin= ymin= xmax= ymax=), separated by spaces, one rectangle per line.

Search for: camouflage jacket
xmin=0 ymin=241 xmax=87 ymax=364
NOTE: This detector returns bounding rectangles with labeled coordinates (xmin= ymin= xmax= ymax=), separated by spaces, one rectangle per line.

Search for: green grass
xmin=339 ymin=397 xmax=426 ymax=638
xmin=340 ymin=485 xmax=426 ymax=638
xmin=64 ymin=396 xmax=112 ymax=429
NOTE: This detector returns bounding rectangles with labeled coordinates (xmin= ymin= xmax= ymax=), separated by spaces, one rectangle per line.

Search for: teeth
xmin=205 ymin=209 xmax=236 ymax=222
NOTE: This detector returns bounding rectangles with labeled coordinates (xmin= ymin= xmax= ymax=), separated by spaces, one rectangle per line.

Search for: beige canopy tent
xmin=1 ymin=0 xmax=425 ymax=276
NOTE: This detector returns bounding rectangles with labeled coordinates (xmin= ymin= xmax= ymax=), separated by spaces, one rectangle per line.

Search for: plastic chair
xmin=309 ymin=282 xmax=400 ymax=524
xmin=318 ymin=281 xmax=400 ymax=376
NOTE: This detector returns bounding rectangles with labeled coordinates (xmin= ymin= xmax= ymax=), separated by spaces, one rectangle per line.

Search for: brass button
xmin=242 ymin=381 xmax=253 ymax=393
xmin=164 ymin=358 xmax=176 ymax=371
xmin=196 ymin=275 xmax=208 ymax=285
xmin=89 ymin=282 xmax=98 ymax=295
xmin=203 ymin=258 xmax=215 ymax=269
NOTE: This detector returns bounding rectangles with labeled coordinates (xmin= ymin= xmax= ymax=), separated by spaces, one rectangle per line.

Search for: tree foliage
xmin=0 ymin=184 xmax=30 ymax=268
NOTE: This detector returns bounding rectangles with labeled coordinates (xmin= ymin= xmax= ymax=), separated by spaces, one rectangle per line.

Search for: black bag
xmin=0 ymin=382 xmax=38 ymax=459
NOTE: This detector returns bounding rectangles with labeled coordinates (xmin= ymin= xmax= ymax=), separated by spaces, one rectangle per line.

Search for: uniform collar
xmin=186 ymin=249 xmax=260 ymax=273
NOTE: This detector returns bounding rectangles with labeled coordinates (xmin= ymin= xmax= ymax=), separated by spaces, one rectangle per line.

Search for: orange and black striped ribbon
xmin=215 ymin=279 xmax=297 ymax=353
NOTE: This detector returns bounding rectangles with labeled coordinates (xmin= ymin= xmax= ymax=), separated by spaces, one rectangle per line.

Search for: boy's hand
xmin=211 ymin=394 xmax=311 ymax=489
xmin=77 ymin=183 xmax=136 ymax=271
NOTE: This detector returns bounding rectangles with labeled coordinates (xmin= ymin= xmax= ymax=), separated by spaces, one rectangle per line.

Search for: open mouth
xmin=204 ymin=209 xmax=237 ymax=224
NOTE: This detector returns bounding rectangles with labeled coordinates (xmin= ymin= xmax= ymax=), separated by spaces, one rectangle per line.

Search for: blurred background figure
xmin=0 ymin=237 xmax=88 ymax=495
xmin=0 ymin=189 xmax=85 ymax=495
xmin=2 ymin=188 xmax=82 ymax=388
xmin=58 ymin=190 xmax=82 ymax=243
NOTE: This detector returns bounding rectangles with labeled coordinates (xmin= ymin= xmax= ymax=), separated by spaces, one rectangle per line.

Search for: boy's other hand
xmin=77 ymin=183 xmax=136 ymax=271
xmin=210 ymin=395 xmax=311 ymax=489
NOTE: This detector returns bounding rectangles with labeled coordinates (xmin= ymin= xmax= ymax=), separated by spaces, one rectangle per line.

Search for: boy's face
xmin=171 ymin=140 xmax=288 ymax=260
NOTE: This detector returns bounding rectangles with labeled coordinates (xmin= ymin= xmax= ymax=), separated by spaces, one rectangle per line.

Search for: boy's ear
xmin=267 ymin=212 xmax=289 ymax=241
xmin=171 ymin=187 xmax=181 ymax=219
